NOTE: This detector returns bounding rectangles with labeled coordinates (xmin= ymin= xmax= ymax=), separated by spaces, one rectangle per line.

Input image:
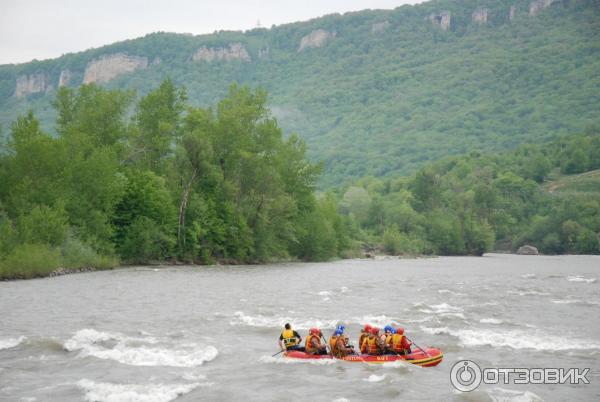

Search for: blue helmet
xmin=384 ymin=325 xmax=395 ymax=333
xmin=336 ymin=325 xmax=345 ymax=333
xmin=334 ymin=329 xmax=343 ymax=336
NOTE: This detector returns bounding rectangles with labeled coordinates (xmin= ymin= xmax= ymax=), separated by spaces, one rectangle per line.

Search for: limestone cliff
xmin=509 ymin=5 xmax=517 ymax=20
xmin=472 ymin=8 xmax=489 ymax=24
xmin=58 ymin=69 xmax=72 ymax=87
xmin=297 ymin=29 xmax=336 ymax=52
xmin=529 ymin=0 xmax=555 ymax=16
xmin=83 ymin=53 xmax=148 ymax=84
xmin=371 ymin=21 xmax=390 ymax=33
xmin=258 ymin=47 xmax=270 ymax=59
xmin=192 ymin=43 xmax=251 ymax=62
xmin=14 ymin=72 xmax=49 ymax=97
xmin=428 ymin=11 xmax=451 ymax=30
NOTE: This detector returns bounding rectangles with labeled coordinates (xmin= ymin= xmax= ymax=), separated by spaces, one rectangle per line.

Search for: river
xmin=1 ymin=254 xmax=599 ymax=401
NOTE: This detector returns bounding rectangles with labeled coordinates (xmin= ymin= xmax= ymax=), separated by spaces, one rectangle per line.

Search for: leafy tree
xmin=133 ymin=79 xmax=187 ymax=171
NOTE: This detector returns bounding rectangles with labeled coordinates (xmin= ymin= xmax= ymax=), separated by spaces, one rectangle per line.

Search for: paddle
xmin=321 ymin=335 xmax=332 ymax=356
xmin=405 ymin=335 xmax=429 ymax=357
xmin=272 ymin=349 xmax=285 ymax=357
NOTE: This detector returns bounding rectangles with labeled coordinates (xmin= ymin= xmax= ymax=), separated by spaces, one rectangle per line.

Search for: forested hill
xmin=1 ymin=0 xmax=599 ymax=186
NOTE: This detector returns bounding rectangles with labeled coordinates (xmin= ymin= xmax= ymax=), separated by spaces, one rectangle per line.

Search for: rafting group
xmin=276 ymin=323 xmax=443 ymax=367
xmin=279 ymin=323 xmax=411 ymax=357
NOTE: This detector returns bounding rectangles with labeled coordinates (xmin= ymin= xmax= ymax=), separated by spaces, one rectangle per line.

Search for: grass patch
xmin=0 ymin=244 xmax=61 ymax=279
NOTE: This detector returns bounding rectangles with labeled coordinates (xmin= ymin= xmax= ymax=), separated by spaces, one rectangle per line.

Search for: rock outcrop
xmin=14 ymin=72 xmax=49 ymax=97
xmin=529 ymin=0 xmax=555 ymax=16
xmin=58 ymin=69 xmax=72 ymax=87
xmin=428 ymin=11 xmax=451 ymax=30
xmin=83 ymin=53 xmax=148 ymax=84
xmin=517 ymin=245 xmax=539 ymax=255
xmin=298 ymin=29 xmax=336 ymax=52
xmin=472 ymin=8 xmax=489 ymax=24
xmin=371 ymin=21 xmax=390 ymax=33
xmin=258 ymin=47 xmax=270 ymax=59
xmin=509 ymin=5 xmax=517 ymax=20
xmin=192 ymin=43 xmax=251 ymax=62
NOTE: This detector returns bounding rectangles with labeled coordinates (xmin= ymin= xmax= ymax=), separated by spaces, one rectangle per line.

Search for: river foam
xmin=64 ymin=329 xmax=217 ymax=367
xmin=364 ymin=374 xmax=386 ymax=382
xmin=230 ymin=311 xmax=339 ymax=329
xmin=259 ymin=355 xmax=336 ymax=365
xmin=487 ymin=387 xmax=543 ymax=402
xmin=77 ymin=379 xmax=201 ymax=402
xmin=416 ymin=303 xmax=466 ymax=320
xmin=231 ymin=311 xmax=407 ymax=330
xmin=479 ymin=318 xmax=504 ymax=324
xmin=422 ymin=326 xmax=600 ymax=351
xmin=0 ymin=336 xmax=25 ymax=350
xmin=567 ymin=275 xmax=597 ymax=283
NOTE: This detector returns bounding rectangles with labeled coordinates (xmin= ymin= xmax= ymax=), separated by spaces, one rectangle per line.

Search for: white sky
xmin=0 ymin=0 xmax=421 ymax=65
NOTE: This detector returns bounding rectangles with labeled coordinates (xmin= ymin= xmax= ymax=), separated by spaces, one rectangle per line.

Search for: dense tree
xmin=337 ymin=131 xmax=600 ymax=256
xmin=1 ymin=79 xmax=599 ymax=279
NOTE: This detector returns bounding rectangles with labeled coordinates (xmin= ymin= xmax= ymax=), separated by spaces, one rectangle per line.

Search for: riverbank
xmin=0 ymin=250 xmax=551 ymax=281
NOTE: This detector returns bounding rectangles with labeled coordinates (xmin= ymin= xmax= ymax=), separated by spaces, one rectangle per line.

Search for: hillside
xmin=1 ymin=0 xmax=599 ymax=186
xmin=545 ymin=169 xmax=600 ymax=194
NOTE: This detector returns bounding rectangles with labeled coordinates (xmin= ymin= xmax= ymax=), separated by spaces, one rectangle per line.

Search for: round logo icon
xmin=450 ymin=360 xmax=482 ymax=392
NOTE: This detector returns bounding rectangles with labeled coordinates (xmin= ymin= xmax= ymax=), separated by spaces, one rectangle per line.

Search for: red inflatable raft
xmin=285 ymin=347 xmax=443 ymax=367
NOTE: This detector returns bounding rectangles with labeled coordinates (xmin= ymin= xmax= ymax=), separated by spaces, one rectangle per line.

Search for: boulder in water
xmin=517 ymin=245 xmax=539 ymax=255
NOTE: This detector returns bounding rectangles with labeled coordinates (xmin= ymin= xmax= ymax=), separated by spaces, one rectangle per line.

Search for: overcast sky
xmin=0 ymin=0 xmax=421 ymax=65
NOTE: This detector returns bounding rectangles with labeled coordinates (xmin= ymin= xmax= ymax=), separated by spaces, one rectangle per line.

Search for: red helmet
xmin=363 ymin=324 xmax=372 ymax=332
xmin=395 ymin=327 xmax=405 ymax=335
xmin=309 ymin=328 xmax=321 ymax=336
xmin=369 ymin=327 xmax=379 ymax=335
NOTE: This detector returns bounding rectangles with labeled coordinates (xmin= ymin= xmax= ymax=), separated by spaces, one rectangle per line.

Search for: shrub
xmin=382 ymin=227 xmax=426 ymax=255
xmin=0 ymin=243 xmax=61 ymax=279
xmin=16 ymin=204 xmax=68 ymax=247
xmin=61 ymin=235 xmax=117 ymax=269
xmin=119 ymin=216 xmax=175 ymax=263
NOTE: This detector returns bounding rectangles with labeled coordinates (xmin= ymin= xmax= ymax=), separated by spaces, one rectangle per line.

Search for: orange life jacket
xmin=305 ymin=334 xmax=321 ymax=354
xmin=358 ymin=332 xmax=368 ymax=349
xmin=329 ymin=335 xmax=338 ymax=352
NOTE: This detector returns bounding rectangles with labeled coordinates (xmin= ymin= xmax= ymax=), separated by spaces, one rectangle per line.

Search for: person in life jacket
xmin=358 ymin=324 xmax=372 ymax=350
xmin=390 ymin=327 xmax=412 ymax=355
xmin=305 ymin=328 xmax=328 ymax=355
xmin=329 ymin=325 xmax=354 ymax=358
xmin=361 ymin=327 xmax=385 ymax=355
xmin=383 ymin=325 xmax=396 ymax=353
xmin=279 ymin=323 xmax=304 ymax=352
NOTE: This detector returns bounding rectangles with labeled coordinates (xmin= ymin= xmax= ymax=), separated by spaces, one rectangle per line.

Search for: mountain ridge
xmin=1 ymin=0 xmax=598 ymax=186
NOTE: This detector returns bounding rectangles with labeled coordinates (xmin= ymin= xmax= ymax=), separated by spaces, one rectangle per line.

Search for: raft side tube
xmin=285 ymin=347 xmax=443 ymax=367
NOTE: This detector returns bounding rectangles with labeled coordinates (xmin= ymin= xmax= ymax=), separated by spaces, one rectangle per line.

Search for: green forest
xmin=1 ymin=0 xmax=600 ymax=279
xmin=1 ymin=81 xmax=599 ymax=279
xmin=0 ymin=82 xmax=352 ymax=279
xmin=339 ymin=130 xmax=600 ymax=257
xmin=0 ymin=0 xmax=598 ymax=186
